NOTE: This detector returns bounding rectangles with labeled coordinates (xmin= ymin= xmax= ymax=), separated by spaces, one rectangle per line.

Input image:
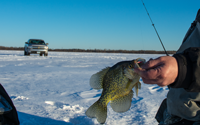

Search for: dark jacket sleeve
xmin=169 ymin=47 xmax=200 ymax=92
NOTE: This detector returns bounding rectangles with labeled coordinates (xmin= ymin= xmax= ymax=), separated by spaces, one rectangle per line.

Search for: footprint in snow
xmin=45 ymin=101 xmax=83 ymax=113
xmin=79 ymin=89 xmax=102 ymax=99
xmin=10 ymin=95 xmax=29 ymax=101
xmin=148 ymin=86 xmax=168 ymax=94
xmin=132 ymin=96 xmax=143 ymax=103
xmin=45 ymin=101 xmax=69 ymax=108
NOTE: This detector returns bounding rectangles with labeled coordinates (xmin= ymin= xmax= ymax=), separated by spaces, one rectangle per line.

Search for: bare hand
xmin=135 ymin=56 xmax=178 ymax=87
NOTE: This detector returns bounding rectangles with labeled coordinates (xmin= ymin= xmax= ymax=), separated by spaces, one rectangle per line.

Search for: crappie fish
xmin=85 ymin=58 xmax=146 ymax=124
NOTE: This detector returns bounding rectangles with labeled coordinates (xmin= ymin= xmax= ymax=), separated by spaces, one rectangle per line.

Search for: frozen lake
xmin=0 ymin=50 xmax=168 ymax=125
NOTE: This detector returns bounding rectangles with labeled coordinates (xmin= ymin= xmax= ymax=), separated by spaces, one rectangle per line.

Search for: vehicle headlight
xmin=45 ymin=46 xmax=48 ymax=49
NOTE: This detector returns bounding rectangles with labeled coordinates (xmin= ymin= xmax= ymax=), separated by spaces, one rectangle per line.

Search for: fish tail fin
xmin=110 ymin=90 xmax=133 ymax=113
xmin=85 ymin=101 xmax=107 ymax=124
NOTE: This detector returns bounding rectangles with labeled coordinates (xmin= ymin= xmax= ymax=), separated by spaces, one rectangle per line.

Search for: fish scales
xmin=85 ymin=58 xmax=146 ymax=124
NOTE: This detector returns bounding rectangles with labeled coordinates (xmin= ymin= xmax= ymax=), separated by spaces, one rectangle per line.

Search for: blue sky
xmin=0 ymin=0 xmax=199 ymax=51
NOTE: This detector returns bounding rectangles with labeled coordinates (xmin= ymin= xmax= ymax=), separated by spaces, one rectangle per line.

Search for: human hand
xmin=135 ymin=56 xmax=178 ymax=87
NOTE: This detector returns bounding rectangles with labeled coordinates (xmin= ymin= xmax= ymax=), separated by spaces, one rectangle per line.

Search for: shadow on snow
xmin=18 ymin=111 xmax=94 ymax=125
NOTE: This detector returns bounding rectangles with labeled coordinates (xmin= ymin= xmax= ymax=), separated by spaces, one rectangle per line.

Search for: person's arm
xmin=168 ymin=53 xmax=192 ymax=89
xmin=135 ymin=47 xmax=200 ymax=92
xmin=171 ymin=47 xmax=200 ymax=92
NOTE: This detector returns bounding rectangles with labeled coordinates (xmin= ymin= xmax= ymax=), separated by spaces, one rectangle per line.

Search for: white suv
xmin=24 ymin=39 xmax=49 ymax=56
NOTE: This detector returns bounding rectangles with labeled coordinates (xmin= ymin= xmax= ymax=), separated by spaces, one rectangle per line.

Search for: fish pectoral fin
xmin=125 ymin=79 xmax=132 ymax=89
xmin=110 ymin=90 xmax=133 ymax=113
xmin=90 ymin=67 xmax=110 ymax=89
xmin=134 ymin=82 xmax=141 ymax=96
xmin=85 ymin=101 xmax=107 ymax=124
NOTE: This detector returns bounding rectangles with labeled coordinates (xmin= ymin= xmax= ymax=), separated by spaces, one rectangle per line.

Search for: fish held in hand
xmin=85 ymin=58 xmax=146 ymax=124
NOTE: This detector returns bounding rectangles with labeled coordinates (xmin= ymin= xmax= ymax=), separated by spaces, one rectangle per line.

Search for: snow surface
xmin=0 ymin=50 xmax=169 ymax=125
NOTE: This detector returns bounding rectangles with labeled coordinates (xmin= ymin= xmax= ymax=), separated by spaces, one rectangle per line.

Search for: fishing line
xmin=141 ymin=0 xmax=169 ymax=56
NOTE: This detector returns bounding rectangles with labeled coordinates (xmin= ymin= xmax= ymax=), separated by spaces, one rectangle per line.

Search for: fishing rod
xmin=141 ymin=0 xmax=169 ymax=56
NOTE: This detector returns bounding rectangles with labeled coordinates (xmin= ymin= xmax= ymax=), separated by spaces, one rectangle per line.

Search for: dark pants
xmin=168 ymin=119 xmax=195 ymax=125
xmin=156 ymin=99 xmax=196 ymax=125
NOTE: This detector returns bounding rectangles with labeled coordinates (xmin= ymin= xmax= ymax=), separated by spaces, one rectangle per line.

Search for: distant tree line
xmin=0 ymin=46 xmax=176 ymax=54
xmin=0 ymin=46 xmax=24 ymax=50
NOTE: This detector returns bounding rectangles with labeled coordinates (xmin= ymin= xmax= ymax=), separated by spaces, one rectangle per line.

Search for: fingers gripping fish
xmin=85 ymin=58 xmax=146 ymax=124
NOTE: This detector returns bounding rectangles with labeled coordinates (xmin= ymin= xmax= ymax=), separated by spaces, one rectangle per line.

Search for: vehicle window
xmin=29 ymin=40 xmax=45 ymax=44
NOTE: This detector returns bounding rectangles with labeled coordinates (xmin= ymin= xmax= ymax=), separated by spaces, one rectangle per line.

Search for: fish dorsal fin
xmin=110 ymin=90 xmax=133 ymax=113
xmin=90 ymin=67 xmax=110 ymax=89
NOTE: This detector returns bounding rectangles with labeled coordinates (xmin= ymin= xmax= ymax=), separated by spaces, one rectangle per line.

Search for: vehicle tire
xmin=44 ymin=53 xmax=48 ymax=56
xmin=24 ymin=48 xmax=30 ymax=56
xmin=24 ymin=48 xmax=27 ymax=56
xmin=40 ymin=53 xmax=43 ymax=56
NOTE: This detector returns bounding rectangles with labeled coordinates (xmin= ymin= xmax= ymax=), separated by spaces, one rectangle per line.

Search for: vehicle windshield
xmin=29 ymin=40 xmax=45 ymax=44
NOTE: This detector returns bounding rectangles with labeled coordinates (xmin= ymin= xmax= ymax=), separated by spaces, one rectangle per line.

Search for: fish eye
xmin=128 ymin=64 xmax=132 ymax=69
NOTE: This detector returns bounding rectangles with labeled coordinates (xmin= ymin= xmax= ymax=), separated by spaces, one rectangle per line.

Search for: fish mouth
xmin=134 ymin=58 xmax=146 ymax=68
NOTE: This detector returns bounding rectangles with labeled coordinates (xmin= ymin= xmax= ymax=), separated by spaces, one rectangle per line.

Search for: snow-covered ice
xmin=0 ymin=50 xmax=168 ymax=125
